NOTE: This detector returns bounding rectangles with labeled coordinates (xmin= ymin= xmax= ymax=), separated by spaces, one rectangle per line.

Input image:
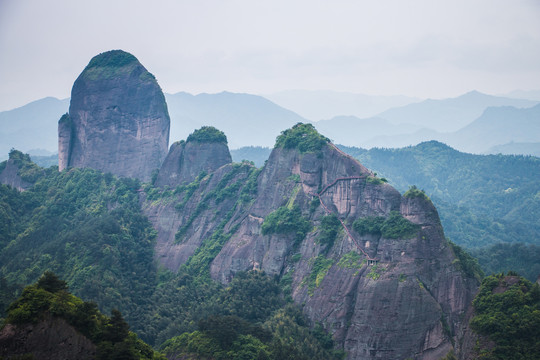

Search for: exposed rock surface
xmin=58 ymin=50 xmax=170 ymax=182
xmin=0 ymin=316 xmax=96 ymax=359
xmin=155 ymin=138 xmax=232 ymax=187
xmin=144 ymin=125 xmax=479 ymax=360
xmin=0 ymin=158 xmax=32 ymax=191
xmin=143 ymin=162 xmax=255 ymax=271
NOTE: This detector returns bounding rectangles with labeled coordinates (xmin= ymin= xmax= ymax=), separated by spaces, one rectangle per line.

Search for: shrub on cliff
xmin=261 ymin=206 xmax=312 ymax=243
xmin=275 ymin=123 xmax=329 ymax=153
xmin=353 ymin=211 xmax=419 ymax=239
xmin=187 ymin=126 xmax=228 ymax=144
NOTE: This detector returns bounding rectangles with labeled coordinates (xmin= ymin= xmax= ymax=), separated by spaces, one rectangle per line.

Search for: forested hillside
xmin=340 ymin=141 xmax=540 ymax=280
xmin=0 ymin=150 xmax=345 ymax=358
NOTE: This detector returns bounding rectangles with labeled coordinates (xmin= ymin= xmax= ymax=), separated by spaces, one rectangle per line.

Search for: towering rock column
xmin=58 ymin=50 xmax=170 ymax=182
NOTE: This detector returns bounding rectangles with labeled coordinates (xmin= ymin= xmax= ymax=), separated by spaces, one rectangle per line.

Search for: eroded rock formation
xmin=0 ymin=316 xmax=96 ymax=360
xmin=0 ymin=158 xmax=32 ymax=191
xmin=58 ymin=50 xmax=170 ymax=182
xmin=142 ymin=124 xmax=479 ymax=360
xmin=155 ymin=127 xmax=232 ymax=187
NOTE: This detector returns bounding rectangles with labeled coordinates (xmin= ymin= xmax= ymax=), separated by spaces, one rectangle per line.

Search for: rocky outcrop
xmin=143 ymin=162 xmax=255 ymax=272
xmin=0 ymin=158 xmax=32 ymax=191
xmin=58 ymin=50 xmax=170 ymax=182
xmin=0 ymin=150 xmax=41 ymax=191
xmin=0 ymin=316 xmax=96 ymax=359
xmin=155 ymin=127 xmax=232 ymax=187
xmin=143 ymin=124 xmax=479 ymax=359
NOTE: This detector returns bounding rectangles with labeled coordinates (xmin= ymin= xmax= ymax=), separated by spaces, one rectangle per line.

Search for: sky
xmin=1 ymin=0 xmax=539 ymax=111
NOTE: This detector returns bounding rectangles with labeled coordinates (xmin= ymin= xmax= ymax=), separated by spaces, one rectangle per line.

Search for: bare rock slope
xmin=144 ymin=123 xmax=479 ymax=360
xmin=0 ymin=316 xmax=96 ymax=360
xmin=58 ymin=50 xmax=170 ymax=181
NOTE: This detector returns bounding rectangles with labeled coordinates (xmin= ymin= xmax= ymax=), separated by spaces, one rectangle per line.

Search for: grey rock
xmin=58 ymin=50 xmax=170 ymax=182
xmin=0 ymin=158 xmax=32 ymax=191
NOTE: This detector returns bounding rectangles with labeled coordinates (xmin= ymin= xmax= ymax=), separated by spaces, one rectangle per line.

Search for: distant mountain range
xmin=264 ymin=89 xmax=420 ymax=121
xmin=1 ymin=90 xmax=538 ymax=159
xmin=164 ymin=91 xmax=305 ymax=149
xmin=374 ymin=90 xmax=538 ymax=132
xmin=0 ymin=97 xmax=69 ymax=158
xmin=355 ymin=103 xmax=540 ymax=154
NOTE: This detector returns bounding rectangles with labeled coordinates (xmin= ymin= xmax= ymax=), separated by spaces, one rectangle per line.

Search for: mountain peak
xmin=274 ymin=123 xmax=330 ymax=153
xmin=58 ymin=50 xmax=170 ymax=181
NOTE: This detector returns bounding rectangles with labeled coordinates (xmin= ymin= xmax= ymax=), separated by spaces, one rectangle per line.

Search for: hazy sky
xmin=1 ymin=0 xmax=539 ymax=111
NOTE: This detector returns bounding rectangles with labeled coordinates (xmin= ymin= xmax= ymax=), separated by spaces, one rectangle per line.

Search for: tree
xmin=36 ymin=271 xmax=67 ymax=293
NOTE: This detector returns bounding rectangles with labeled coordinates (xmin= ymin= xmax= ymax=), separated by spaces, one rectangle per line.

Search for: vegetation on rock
xmin=86 ymin=50 xmax=138 ymax=70
xmin=186 ymin=126 xmax=228 ymax=144
xmin=470 ymin=273 xmax=540 ymax=359
xmin=4 ymin=272 xmax=165 ymax=360
xmin=316 ymin=214 xmax=341 ymax=251
xmin=275 ymin=123 xmax=329 ymax=153
xmin=261 ymin=205 xmax=312 ymax=244
xmin=403 ymin=185 xmax=430 ymax=201
xmin=339 ymin=142 xmax=540 ymax=256
xmin=448 ymin=240 xmax=484 ymax=281
xmin=5 ymin=149 xmax=43 ymax=183
xmin=353 ymin=211 xmax=419 ymax=239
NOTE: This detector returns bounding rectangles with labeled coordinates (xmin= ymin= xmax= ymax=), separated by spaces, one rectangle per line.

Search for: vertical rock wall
xmin=58 ymin=50 xmax=170 ymax=182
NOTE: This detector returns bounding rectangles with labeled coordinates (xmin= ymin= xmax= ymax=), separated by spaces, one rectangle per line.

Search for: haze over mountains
xmin=0 ymin=89 xmax=539 ymax=160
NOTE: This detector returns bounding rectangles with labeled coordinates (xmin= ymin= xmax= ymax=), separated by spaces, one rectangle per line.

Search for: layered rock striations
xmin=58 ymin=50 xmax=170 ymax=182
xmin=143 ymin=123 xmax=479 ymax=360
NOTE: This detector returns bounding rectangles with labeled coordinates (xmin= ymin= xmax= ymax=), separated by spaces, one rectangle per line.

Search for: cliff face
xmin=143 ymin=124 xmax=479 ymax=360
xmin=0 ymin=158 xmax=32 ymax=191
xmin=0 ymin=316 xmax=96 ymax=360
xmin=58 ymin=50 xmax=170 ymax=182
xmin=155 ymin=138 xmax=232 ymax=187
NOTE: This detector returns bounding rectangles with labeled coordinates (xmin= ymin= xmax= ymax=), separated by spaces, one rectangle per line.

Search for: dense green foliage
xmin=339 ymin=142 xmax=540 ymax=250
xmin=162 ymin=304 xmax=344 ymax=360
xmin=403 ymin=185 xmax=430 ymax=201
xmin=447 ymin=241 xmax=484 ymax=281
xmin=186 ymin=126 xmax=228 ymax=144
xmin=0 ymin=167 xmax=158 ymax=339
xmin=86 ymin=50 xmax=138 ymax=69
xmin=83 ymin=50 xmax=153 ymax=81
xmin=470 ymin=274 xmax=540 ymax=359
xmin=4 ymin=272 xmax=165 ymax=359
xmin=353 ymin=211 xmax=419 ymax=239
xmin=275 ymin=123 xmax=329 ymax=153
xmin=471 ymin=243 xmax=540 ymax=282
xmin=316 ymin=214 xmax=341 ymax=250
xmin=261 ymin=206 xmax=312 ymax=244
xmin=6 ymin=149 xmax=44 ymax=183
